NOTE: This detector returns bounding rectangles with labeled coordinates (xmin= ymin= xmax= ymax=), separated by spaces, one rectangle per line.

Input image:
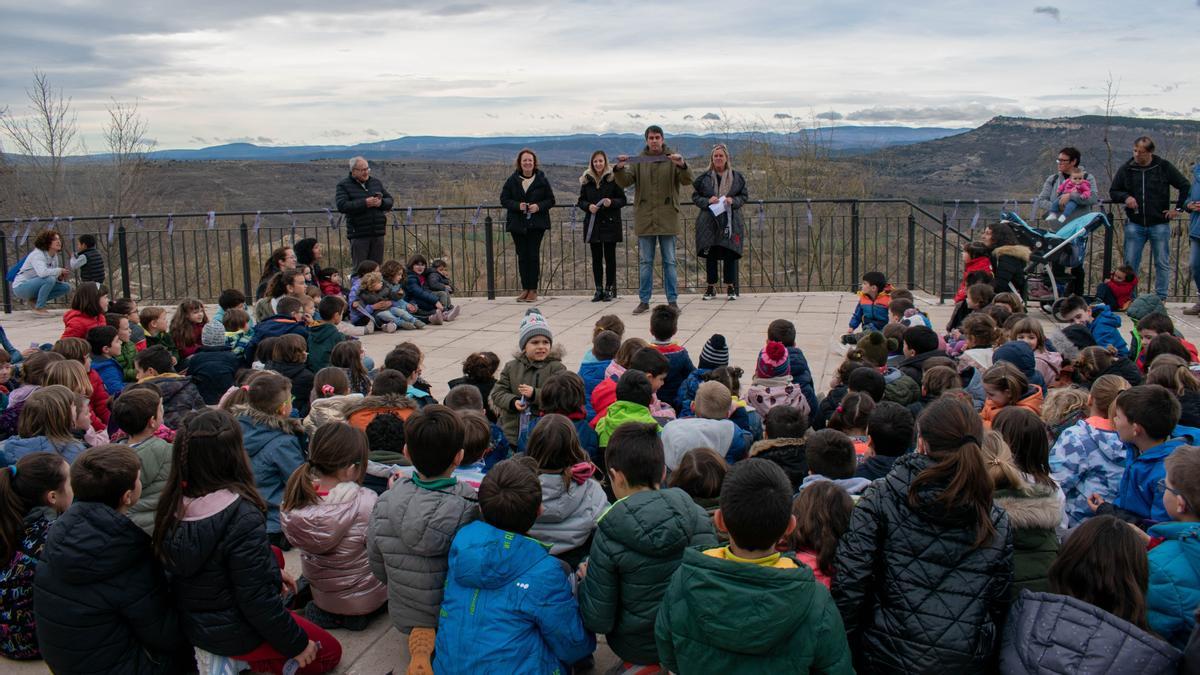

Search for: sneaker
xmin=1058 ymin=214 xmax=1067 ymax=223
xmin=397 ymin=321 xmax=416 ymax=330
xmin=413 ymin=320 xmax=427 ymax=329
xmin=362 ymin=322 xmax=375 ymax=336
xmin=702 ymin=285 xmax=716 ymax=300
xmin=303 ymin=602 xmax=343 ymax=630
xmin=382 ymin=322 xmax=398 ymax=333
xmin=1185 ymin=303 xmax=1200 ymax=316
xmin=428 ymin=311 xmax=444 ymax=326
xmin=444 ymin=306 xmax=461 ymax=321
xmin=727 ymin=285 xmax=738 ymax=300
xmin=408 ymin=627 xmax=436 ymax=675
xmin=632 ymin=302 xmax=650 ymax=315
xmin=1045 ymin=213 xmax=1059 ymax=221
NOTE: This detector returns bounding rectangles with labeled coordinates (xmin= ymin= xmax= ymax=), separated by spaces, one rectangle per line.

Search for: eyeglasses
xmin=1158 ymin=479 xmax=1181 ymax=496
xmin=1056 ymin=158 xmax=1071 ymax=163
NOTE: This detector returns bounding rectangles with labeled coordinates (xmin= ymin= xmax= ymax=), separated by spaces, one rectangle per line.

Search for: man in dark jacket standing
xmin=1110 ymin=136 xmax=1192 ymax=300
xmin=335 ymin=156 xmax=393 ymax=267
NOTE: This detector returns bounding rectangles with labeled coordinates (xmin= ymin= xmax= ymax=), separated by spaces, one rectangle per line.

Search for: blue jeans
xmin=1191 ymin=237 xmax=1200 ymax=302
xmin=1047 ymin=196 xmax=1080 ymax=219
xmin=1124 ymin=222 xmax=1172 ymax=299
xmin=12 ymin=277 xmax=71 ymax=309
xmin=375 ymin=307 xmax=420 ymax=325
xmin=638 ymin=235 xmax=677 ymax=303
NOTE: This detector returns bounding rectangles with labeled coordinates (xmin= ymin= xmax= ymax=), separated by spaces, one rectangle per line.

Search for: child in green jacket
xmin=595 ymin=370 xmax=661 ymax=448
xmin=106 ymin=313 xmax=139 ymax=381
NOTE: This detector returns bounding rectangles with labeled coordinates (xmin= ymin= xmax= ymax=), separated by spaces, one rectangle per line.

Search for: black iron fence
xmin=2 ymin=197 xmax=1190 ymax=311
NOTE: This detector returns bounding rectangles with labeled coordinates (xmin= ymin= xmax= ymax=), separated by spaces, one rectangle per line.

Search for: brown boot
xmin=407 ymin=627 xmax=436 ymax=675
xmin=517 ymin=290 xmax=531 ymax=302
xmin=525 ymin=290 xmax=538 ymax=303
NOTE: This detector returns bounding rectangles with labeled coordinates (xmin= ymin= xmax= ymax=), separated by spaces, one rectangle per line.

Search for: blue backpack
xmin=5 ymin=253 xmax=28 ymax=284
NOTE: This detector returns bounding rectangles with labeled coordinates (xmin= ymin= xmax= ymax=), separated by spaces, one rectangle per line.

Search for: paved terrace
xmin=7 ymin=290 xmax=1200 ymax=674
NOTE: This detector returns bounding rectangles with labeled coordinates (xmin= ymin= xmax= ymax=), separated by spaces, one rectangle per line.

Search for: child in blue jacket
xmin=1058 ymin=295 xmax=1129 ymax=357
xmin=1092 ymin=384 xmax=1182 ymax=523
xmin=434 ymin=457 xmax=594 ymax=674
xmin=846 ymin=271 xmax=892 ymax=334
xmin=579 ymin=330 xmax=619 ymax=419
xmin=404 ymin=254 xmax=459 ymax=323
xmin=1147 ymin=444 xmax=1200 ymax=648
xmin=649 ymin=304 xmax=695 ymax=412
xmin=86 ymin=325 xmax=125 ymax=396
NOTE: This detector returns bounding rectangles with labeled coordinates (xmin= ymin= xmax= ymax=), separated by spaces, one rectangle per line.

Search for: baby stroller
xmin=998 ymin=209 xmax=1112 ymax=310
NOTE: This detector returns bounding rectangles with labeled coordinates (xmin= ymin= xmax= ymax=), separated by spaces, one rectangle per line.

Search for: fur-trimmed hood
xmin=993 ymin=244 xmax=1032 ymax=263
xmin=342 ymin=393 xmax=417 ymax=418
xmin=230 ymin=404 xmax=304 ymax=436
xmin=749 ymin=437 xmax=806 ymax=457
xmin=509 ymin=344 xmax=567 ymax=362
xmin=1045 ymin=329 xmax=1081 ymax=362
xmin=994 ymin=484 xmax=1062 ymax=530
xmin=580 ymin=165 xmax=615 ymax=187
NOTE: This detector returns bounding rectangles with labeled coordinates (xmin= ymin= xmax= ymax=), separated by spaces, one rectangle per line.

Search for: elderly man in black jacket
xmin=335 ymin=156 xmax=393 ymax=267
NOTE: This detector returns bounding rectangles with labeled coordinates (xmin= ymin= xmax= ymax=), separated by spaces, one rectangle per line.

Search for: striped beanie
xmin=518 ymin=308 xmax=553 ymax=349
xmin=698 ymin=334 xmax=729 ymax=370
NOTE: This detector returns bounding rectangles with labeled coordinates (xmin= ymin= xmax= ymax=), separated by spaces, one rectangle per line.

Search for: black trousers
xmin=350 ymin=235 xmax=385 ymax=269
xmin=705 ymin=248 xmax=739 ymax=286
xmin=511 ymin=229 xmax=545 ymax=290
xmin=590 ymin=242 xmax=617 ymax=288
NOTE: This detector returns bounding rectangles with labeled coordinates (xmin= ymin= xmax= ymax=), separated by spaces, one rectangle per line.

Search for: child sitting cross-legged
xmin=433 ymin=457 xmax=594 ymax=673
xmin=801 ymin=429 xmax=873 ymax=498
xmin=749 ymin=405 xmax=810 ymax=491
xmin=1091 ymin=384 xmax=1185 ymax=525
xmin=34 ymin=444 xmax=185 ymax=674
xmin=280 ymin=422 xmax=386 ymax=632
xmin=784 ymin=480 xmax=854 ymax=589
xmin=661 ymin=380 xmax=752 ymax=469
xmin=1058 ymin=294 xmax=1129 ymax=358
xmin=367 ymin=404 xmax=479 ymax=674
xmin=655 ymin=458 xmax=853 ymax=673
xmin=110 ymin=386 xmax=173 ymax=536
xmin=648 ymin=304 xmax=695 ymax=412
xmin=580 ymin=422 xmax=718 ymax=672
xmin=524 ymin=413 xmax=608 ymax=568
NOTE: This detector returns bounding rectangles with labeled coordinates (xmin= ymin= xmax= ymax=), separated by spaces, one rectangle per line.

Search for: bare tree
xmin=1101 ymin=73 xmax=1121 ymax=185
xmin=0 ymin=71 xmax=78 ymax=215
xmin=101 ymin=98 xmax=155 ymax=215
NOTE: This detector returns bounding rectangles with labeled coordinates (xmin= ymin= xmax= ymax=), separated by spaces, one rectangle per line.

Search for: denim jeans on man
xmin=12 ymin=276 xmax=71 ymax=309
xmin=638 ymin=235 xmax=677 ymax=303
xmin=1125 ymin=222 xmax=1172 ymax=299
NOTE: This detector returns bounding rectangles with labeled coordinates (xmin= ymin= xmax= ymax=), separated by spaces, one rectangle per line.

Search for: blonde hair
xmin=360 ymin=271 xmax=383 ymax=291
xmin=18 ymin=385 xmax=79 ymax=446
xmin=1089 ymin=374 xmax=1131 ymax=418
xmin=706 ymin=143 xmax=732 ymax=172
xmin=693 ymin=381 xmax=732 ymax=420
xmin=1041 ymin=387 xmax=1088 ymax=428
xmin=979 ymin=429 xmax=1028 ymax=491
xmin=43 ymin=359 xmax=94 ymax=398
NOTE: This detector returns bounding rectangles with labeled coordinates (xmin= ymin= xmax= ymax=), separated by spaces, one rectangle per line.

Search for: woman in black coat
xmin=984 ymin=221 xmax=1032 ymax=299
xmin=577 ymin=150 xmax=627 ymax=301
xmin=692 ymin=144 xmax=749 ymax=300
xmin=499 ymin=148 xmax=556 ymax=303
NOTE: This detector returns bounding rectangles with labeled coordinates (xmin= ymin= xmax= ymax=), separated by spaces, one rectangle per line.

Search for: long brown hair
xmin=991 ymin=407 xmax=1055 ymax=488
xmin=1048 ymin=515 xmax=1150 ymax=630
xmin=526 ymin=414 xmax=589 ymax=489
xmin=0 ymin=453 xmax=69 ymax=562
xmin=331 ymin=341 xmax=370 ymax=394
xmin=788 ymin=481 xmax=853 ymax=578
xmin=169 ymin=299 xmax=207 ymax=349
xmin=153 ymin=409 xmax=266 ymax=558
xmin=668 ymin=447 xmax=726 ymax=499
xmin=912 ymin=397 xmax=997 ymax=548
xmin=282 ymin=422 xmax=368 ymax=511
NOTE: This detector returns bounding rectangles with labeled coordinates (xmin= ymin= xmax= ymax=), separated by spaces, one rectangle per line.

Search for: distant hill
xmin=861 ymin=115 xmax=1200 ymax=204
xmin=139 ymin=126 xmax=967 ymax=164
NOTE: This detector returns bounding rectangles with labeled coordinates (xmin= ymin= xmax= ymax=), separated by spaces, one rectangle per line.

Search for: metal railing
xmin=9 ymin=195 xmax=1190 ymax=311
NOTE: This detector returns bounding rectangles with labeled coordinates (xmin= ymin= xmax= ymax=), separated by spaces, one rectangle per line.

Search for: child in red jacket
xmin=60 ymin=284 xmax=108 ymax=340
xmin=1096 ymin=265 xmax=1138 ymax=311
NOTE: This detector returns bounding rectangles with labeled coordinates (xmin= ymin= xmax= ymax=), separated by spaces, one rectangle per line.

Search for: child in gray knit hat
xmin=488 ymin=308 xmax=567 ymax=445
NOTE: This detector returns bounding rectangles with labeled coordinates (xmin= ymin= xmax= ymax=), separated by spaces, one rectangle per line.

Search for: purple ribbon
xmin=391 ymin=210 xmax=401 ymax=230
xmin=569 ymin=207 xmax=576 ymax=228
xmin=288 ymin=209 xmax=296 ymax=235
xmin=206 ymin=211 xmax=216 ymax=229
xmin=9 ymin=219 xmax=19 ymax=244
xmin=325 ymin=208 xmax=338 ymax=230
xmin=435 ymin=207 xmax=442 ymax=226
xmin=134 ymin=215 xmax=144 ymax=230
xmin=969 ymin=201 xmax=980 ymax=231
xmin=253 ymin=211 xmax=261 ymax=233
xmin=948 ymin=200 xmax=960 ymax=226
xmin=66 ymin=217 xmax=74 ymax=243
xmin=806 ymin=199 xmax=813 ymax=229
xmin=405 ymin=206 xmax=413 ymax=226
xmin=1028 ymin=198 xmax=1036 ymax=224
xmin=471 ymin=205 xmax=482 ymax=226
xmin=107 ymin=217 xmax=115 ymax=243
xmin=21 ymin=218 xmax=36 ymax=246
xmin=166 ymin=213 xmax=175 ymax=236
xmin=757 ymin=200 xmax=765 ymax=229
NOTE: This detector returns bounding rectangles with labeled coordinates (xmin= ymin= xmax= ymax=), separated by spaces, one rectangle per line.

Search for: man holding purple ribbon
xmin=335 ymin=156 xmax=392 ymax=268
xmin=614 ymin=125 xmax=692 ymax=314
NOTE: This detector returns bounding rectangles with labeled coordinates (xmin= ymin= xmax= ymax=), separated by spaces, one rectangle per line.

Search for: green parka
xmin=489 ymin=348 xmax=567 ymax=444
xmin=655 ymin=547 xmax=854 ymax=674
xmin=613 ymin=145 xmax=694 ymax=236
xmin=579 ymin=488 xmax=718 ymax=664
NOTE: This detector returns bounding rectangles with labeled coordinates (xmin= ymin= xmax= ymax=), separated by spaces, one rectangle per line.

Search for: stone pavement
xmin=7 ymin=290 xmax=1200 ymax=673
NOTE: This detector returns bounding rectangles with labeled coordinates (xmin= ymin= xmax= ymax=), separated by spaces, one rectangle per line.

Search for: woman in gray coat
xmin=692 ymin=144 xmax=748 ymax=300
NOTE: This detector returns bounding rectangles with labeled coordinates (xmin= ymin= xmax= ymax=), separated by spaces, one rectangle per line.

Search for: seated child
xmin=581 ymin=314 xmax=625 ymax=364
xmin=363 ymin=413 xmax=406 ymax=494
xmin=244 ymin=296 xmax=309 ymax=364
xmin=767 ymin=320 xmax=817 ymax=413
xmin=0 ymin=452 xmax=72 ymax=660
xmin=649 ymin=304 xmax=695 ymax=411
xmin=802 ymin=429 xmax=872 ymax=497
xmin=60 ymin=283 xmax=108 ymax=341
xmin=1096 ymin=264 xmax=1138 ymax=311
xmin=307 ymin=295 xmax=351 ymax=372
xmin=655 ymin=458 xmax=852 ymax=672
xmin=845 ymin=270 xmax=892 ymax=339
xmin=443 ymin=383 xmax=510 ymax=472
xmin=185 ymin=321 xmax=242 ymax=405
xmin=579 ymin=330 xmax=620 ymax=419
xmin=661 ymin=381 xmax=752 ymax=468
xmin=343 ymin=369 xmax=415 ymax=431
xmin=105 ymin=312 xmax=139 ymax=382
xmin=580 ymin=422 xmax=718 ymax=669
xmin=434 ymin=457 xmax=594 ymax=672
xmin=221 ymin=308 xmax=254 ymax=358
xmin=1045 ymin=166 xmax=1092 ymax=222
xmin=954 ymin=242 xmax=994 ymax=307
xmin=302 ymin=368 xmax=363 ymax=436
xmin=992 ymin=292 xmax=1025 ymax=316
xmin=596 ymin=370 xmax=663 ymax=449
xmin=668 ymin=447 xmax=727 ymax=526
xmin=897 ymin=325 xmax=947 ymax=384
xmin=404 ymin=254 xmax=459 ymax=322
xmin=111 ymin=298 xmax=146 ymax=348
xmin=1058 ymin=294 xmax=1129 ymax=357
xmin=1051 ymin=370 xmax=1128 ymax=521
xmin=359 ymin=269 xmax=423 ymax=332
xmin=947 ymin=256 xmax=995 ymax=333
xmin=111 ymin=386 xmax=173 ymax=535
xmin=447 ymin=351 xmax=501 ymax=423
xmin=214 ymin=288 xmax=253 ymax=328
xmin=426 ymin=258 xmax=455 ymax=297
xmin=958 ymin=313 xmax=1000 ymax=408
xmin=706 ymin=366 xmax=763 ymax=441
xmin=52 ymin=336 xmax=110 ymax=427
xmin=856 ymin=401 xmax=914 ymax=481
xmin=1147 ymin=356 xmax=1200 ymax=428
xmin=280 ymin=422 xmax=387 ymax=631
xmin=530 ymin=371 xmax=601 ymax=461
xmin=1091 ymin=384 xmax=1184 ymax=523
xmin=134 ymin=345 xmax=205 ymax=429
xmin=678 ymin=333 xmax=729 ymax=418
xmin=826 ymin=391 xmax=875 ymax=460
xmin=315 ymin=267 xmax=345 ymax=298
xmin=980 ymin=362 xmax=1044 ymax=428
xmin=1073 ymin=345 xmax=1143 ymax=388
xmin=490 ymin=308 xmax=566 ymax=445
xmin=2 ymin=385 xmax=88 ymax=464
xmin=331 ymin=340 xmax=372 ymax=396
xmin=525 ymin=414 xmax=607 ymax=566
xmin=1041 ymin=387 xmax=1088 ymax=437
xmin=169 ymin=298 xmax=208 ymax=360
xmin=994 ymin=339 xmax=1048 ymax=392
xmin=1009 ymin=317 xmax=1064 ymax=387
xmin=813 ymin=362 xmax=884 ymax=430
xmin=1137 ymin=312 xmax=1199 ymax=369
xmin=1147 ymin=444 xmax=1200 ymax=647
xmin=884 ymin=323 xmax=908 ymax=368
xmin=746 ymin=340 xmax=807 ymax=418
xmin=0 ymin=351 xmax=63 ymax=439
xmin=264 ymin=334 xmax=315 ymax=417
xmin=368 ymin=405 xmax=480 ymax=671
xmin=86 ymin=325 xmax=125 ymax=396
xmin=385 ymin=342 xmax=434 ymax=409
xmin=33 ymin=444 xmax=183 ymax=674
xmin=785 ymin=480 xmax=854 ymax=588
xmin=749 ymin=405 xmax=810 ymax=491
xmin=850 ymin=331 xmax=920 ymax=406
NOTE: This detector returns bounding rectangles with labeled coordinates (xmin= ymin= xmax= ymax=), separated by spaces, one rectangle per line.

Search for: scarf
xmin=713 ymin=168 xmax=732 ymax=198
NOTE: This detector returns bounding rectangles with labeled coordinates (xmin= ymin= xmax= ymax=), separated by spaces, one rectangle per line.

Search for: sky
xmin=0 ymin=0 xmax=1197 ymax=150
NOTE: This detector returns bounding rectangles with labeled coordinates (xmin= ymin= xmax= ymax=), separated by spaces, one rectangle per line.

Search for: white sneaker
xmin=363 ymin=322 xmax=374 ymax=336
xmin=1058 ymin=214 xmax=1066 ymax=223
xmin=1045 ymin=213 xmax=1059 ymax=221
xmin=383 ymin=322 xmax=398 ymax=333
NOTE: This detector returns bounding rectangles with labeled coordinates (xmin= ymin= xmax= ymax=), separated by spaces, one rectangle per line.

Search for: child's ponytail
xmin=282 ymin=422 xmax=368 ymax=511
xmin=1 ymin=453 xmax=69 ymax=562
xmin=828 ymin=391 xmax=875 ymax=433
xmin=311 ymin=367 xmax=350 ymax=401
xmin=912 ymin=398 xmax=997 ymax=549
xmin=982 ymin=362 xmax=1028 ymax=404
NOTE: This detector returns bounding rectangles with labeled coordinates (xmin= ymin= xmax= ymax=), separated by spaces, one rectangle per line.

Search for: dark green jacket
xmin=579 ymin=488 xmax=717 ymax=664
xmin=306 ymin=322 xmax=348 ymax=372
xmin=995 ymin=485 xmax=1061 ymax=599
xmin=655 ymin=548 xmax=853 ymax=674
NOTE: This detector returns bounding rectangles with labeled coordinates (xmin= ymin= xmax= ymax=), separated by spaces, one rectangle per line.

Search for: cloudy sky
xmin=1 ymin=0 xmax=1197 ymax=149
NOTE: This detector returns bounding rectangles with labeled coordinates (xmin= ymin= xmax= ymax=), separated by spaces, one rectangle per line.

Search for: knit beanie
xmin=518 ymin=308 xmax=553 ymax=350
xmin=855 ymin=331 xmax=890 ymax=368
xmin=698 ymin=334 xmax=730 ymax=370
xmin=201 ymin=320 xmax=227 ymax=347
xmin=755 ymin=341 xmax=790 ymax=379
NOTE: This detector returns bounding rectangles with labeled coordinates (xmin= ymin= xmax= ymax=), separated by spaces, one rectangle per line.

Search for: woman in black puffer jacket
xmin=577 ymin=150 xmax=627 ymax=302
xmin=833 ymin=397 xmax=1014 ymax=674
xmin=500 ymin=148 xmax=556 ymax=303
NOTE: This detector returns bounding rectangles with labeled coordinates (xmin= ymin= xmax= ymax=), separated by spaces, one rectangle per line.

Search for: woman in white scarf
xmin=691 ymin=144 xmax=749 ymax=301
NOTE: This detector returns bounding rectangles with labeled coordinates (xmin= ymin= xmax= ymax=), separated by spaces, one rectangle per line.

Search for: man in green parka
xmin=614 ymin=125 xmax=693 ymax=315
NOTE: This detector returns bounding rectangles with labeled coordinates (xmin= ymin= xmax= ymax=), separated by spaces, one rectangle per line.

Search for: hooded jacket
xmin=301 ymin=393 xmax=363 ymax=437
xmin=305 ymin=322 xmax=348 ymax=373
xmin=981 ymin=386 xmax=1044 ymax=428
xmin=579 ymin=487 xmax=717 ymax=664
xmin=994 ymin=484 xmax=1061 ymax=597
xmin=579 ymin=358 xmax=611 ymax=418
xmin=499 ymin=168 xmax=556 ymax=234
xmin=577 ymin=166 xmax=627 ymax=243
xmin=434 ymin=520 xmax=594 ymax=673
xmin=1116 ymin=437 xmax=1192 ymax=522
xmin=61 ymin=309 xmax=106 ymax=341
xmin=1000 ymin=589 xmax=1179 ymax=674
xmin=956 ymin=255 xmax=994 ymax=302
xmin=335 ymin=172 xmax=393 ymax=240
xmin=882 ymin=367 xmax=921 ymax=406
xmin=655 ymin=547 xmax=854 ymax=674
xmin=749 ymin=437 xmax=808 ymax=491
xmin=161 ymin=490 xmax=307 ymax=657
xmin=264 ymin=360 xmax=315 ymax=417
xmin=233 ymin=405 xmax=306 ymax=534
xmin=124 ymin=436 xmax=172 ymax=536
xmin=848 ymin=288 xmax=892 ymax=331
xmin=1147 ymin=520 xmax=1200 ymax=648
xmin=785 ymin=346 xmax=819 ymax=414
xmin=1109 ymin=154 xmax=1192 ymax=226
xmin=692 ymin=168 xmax=749 ymax=258
xmin=92 ymin=355 xmax=125 ymax=397
xmin=1089 ymin=303 xmax=1129 ymax=357
xmin=527 ymin=472 xmax=607 ymax=555
xmin=403 ymin=269 xmax=441 ymax=312
xmin=675 ymin=367 xmax=709 ymax=419
xmin=653 ymin=342 xmax=695 ymax=411
xmin=992 ymin=244 xmax=1031 ymax=298
xmin=613 ymin=144 xmax=694 ymax=236
xmin=244 ymin=314 xmax=308 ymax=363
xmin=994 ymin=340 xmax=1048 ymax=392
xmin=366 ymin=475 xmax=478 ymax=632
xmin=661 ymin=417 xmax=751 ymax=468
xmin=342 ymin=392 xmax=416 ymax=437
xmin=746 ymin=378 xmax=808 ymax=419
xmin=140 ymin=373 xmax=206 ymax=430
xmin=596 ymin=401 xmax=661 ymax=448
xmin=34 ymin=501 xmax=181 ymax=674
xmin=832 ymin=453 xmax=1013 ymax=673
xmin=0 ymin=507 xmax=54 ymax=660
xmin=279 ymin=481 xmax=387 ymax=617
xmin=185 ymin=345 xmax=242 ymax=405
xmin=490 ymin=349 xmax=567 ymax=444
xmin=1051 ymin=417 xmax=1125 ymax=527
xmin=1 ymin=435 xmax=87 ymax=465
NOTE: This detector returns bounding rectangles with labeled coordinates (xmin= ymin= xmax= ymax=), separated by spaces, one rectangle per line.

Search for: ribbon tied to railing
xmin=287 ymin=209 xmax=296 ymax=236
xmin=50 ymin=217 xmax=60 ymax=244
xmin=435 ymin=207 xmax=442 ymax=226
xmin=324 ymin=208 xmax=340 ymax=230
xmin=391 ymin=210 xmax=401 ymax=230
xmin=948 ymin=200 xmax=959 ymax=226
xmin=1028 ymin=198 xmax=1036 ymax=224
xmin=21 ymin=217 xmax=36 ymax=246
xmin=405 ymin=206 xmax=413 ymax=226
xmin=166 ymin=214 xmax=175 ymax=236
xmin=107 ymin=216 xmax=115 ymax=244
xmin=806 ymin=199 xmax=813 ymax=228
xmin=65 ymin=217 xmax=74 ymax=243
xmin=206 ymin=211 xmax=216 ymax=230
xmin=134 ymin=215 xmax=145 ymax=230
xmin=471 ymin=205 xmax=482 ymax=227
xmin=569 ymin=206 xmax=576 ymax=228
xmin=757 ymin=200 xmax=765 ymax=229
xmin=252 ymin=211 xmax=261 ymax=233
xmin=9 ymin=218 xmax=19 ymax=244
xmin=969 ymin=200 xmax=981 ymax=231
